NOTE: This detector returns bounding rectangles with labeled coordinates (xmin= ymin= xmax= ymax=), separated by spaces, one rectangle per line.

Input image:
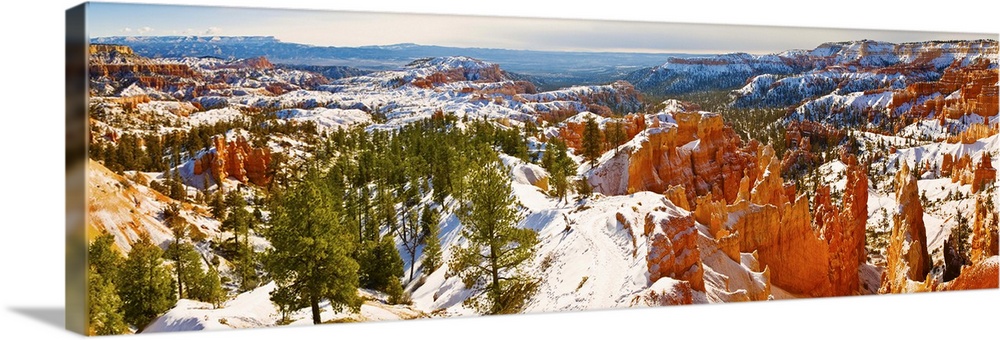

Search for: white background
xmin=1 ymin=0 xmax=997 ymax=338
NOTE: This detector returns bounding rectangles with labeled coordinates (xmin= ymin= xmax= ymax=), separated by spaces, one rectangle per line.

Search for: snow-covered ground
xmin=812 ymin=132 xmax=999 ymax=271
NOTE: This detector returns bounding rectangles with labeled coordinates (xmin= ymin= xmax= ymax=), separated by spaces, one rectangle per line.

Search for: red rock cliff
xmin=592 ymin=103 xmax=759 ymax=207
xmin=970 ymin=194 xmax=1000 ymax=265
xmin=814 ymin=154 xmax=869 ymax=296
xmin=880 ymin=163 xmax=931 ymax=293
xmin=645 ymin=209 xmax=705 ymax=291
xmin=193 ymin=134 xmax=272 ymax=186
xmin=891 ymin=58 xmax=999 ymax=120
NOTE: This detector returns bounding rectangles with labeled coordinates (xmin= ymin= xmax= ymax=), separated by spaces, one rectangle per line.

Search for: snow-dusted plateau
xmin=82 ymin=37 xmax=999 ymax=335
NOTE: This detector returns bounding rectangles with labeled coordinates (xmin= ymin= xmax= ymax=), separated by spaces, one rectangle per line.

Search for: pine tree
xmin=208 ymin=190 xmax=226 ymax=220
xmin=605 ymin=120 xmax=627 ymax=155
xmin=264 ymin=168 xmax=360 ymax=324
xmin=163 ymin=203 xmax=190 ymax=298
xmin=581 ymin=115 xmax=602 ymax=168
xmin=373 ymin=182 xmax=397 ymax=241
xmin=190 ymin=265 xmax=225 ymax=308
xmin=118 ymin=234 xmax=177 ymax=330
xmin=166 ymin=242 xmax=206 ymax=300
xmin=88 ymin=232 xmax=123 ymax=283
xmin=575 ymin=177 xmax=593 ymax=199
xmin=542 ymin=138 xmax=577 ymax=203
xmin=393 ymin=170 xmax=423 ymax=281
xmin=87 ymin=233 xmax=127 ymax=335
xmin=357 ymin=236 xmax=405 ymax=293
xmin=145 ymin=133 xmax=165 ymax=172
xmin=420 ymin=205 xmax=442 ymax=275
xmin=87 ymin=268 xmax=127 ymax=335
xmin=400 ymin=205 xmax=421 ymax=283
xmin=448 ymin=154 xmax=539 ymax=315
xmin=222 ymin=190 xmax=257 ymax=291
xmin=954 ymin=208 xmax=972 ymax=258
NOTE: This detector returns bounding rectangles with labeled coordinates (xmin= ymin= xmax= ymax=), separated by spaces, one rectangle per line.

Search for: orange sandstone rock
xmin=595 ymin=103 xmax=759 ymax=207
xmin=945 ymin=257 xmax=999 ymax=291
xmin=970 ymin=194 xmax=1000 ymax=265
xmin=880 ymin=163 xmax=931 ymax=294
xmin=193 ymin=134 xmax=272 ymax=186
xmin=664 ymin=185 xmax=690 ymax=210
xmin=637 ymin=278 xmax=694 ymax=306
xmin=971 ymin=153 xmax=996 ymax=193
xmin=645 ymin=210 xmax=705 ymax=291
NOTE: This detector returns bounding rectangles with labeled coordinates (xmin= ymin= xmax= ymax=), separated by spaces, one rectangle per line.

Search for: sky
xmin=86 ymin=2 xmax=997 ymax=54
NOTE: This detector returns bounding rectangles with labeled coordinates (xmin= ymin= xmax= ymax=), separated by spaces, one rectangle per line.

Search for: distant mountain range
xmin=90 ymin=36 xmax=700 ymax=88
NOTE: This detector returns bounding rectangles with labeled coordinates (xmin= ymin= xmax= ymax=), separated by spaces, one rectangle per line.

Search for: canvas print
xmin=71 ymin=1 xmax=999 ymax=335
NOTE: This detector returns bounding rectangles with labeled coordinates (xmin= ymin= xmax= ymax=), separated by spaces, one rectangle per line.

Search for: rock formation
xmin=971 ymin=153 xmax=996 ymax=193
xmin=664 ymin=185 xmax=690 ymax=210
xmin=942 ymin=234 xmax=968 ymax=282
xmin=635 ymin=278 xmax=694 ymax=306
xmin=943 ymin=152 xmax=997 ymax=193
xmin=941 ymin=153 xmax=955 ymax=177
xmin=590 ymin=102 xmax=760 ymax=207
xmin=220 ymin=56 xmax=274 ymax=70
xmin=89 ymin=44 xmax=135 ymax=55
xmin=970 ymin=194 xmax=1000 ymax=265
xmin=814 ymin=154 xmax=869 ymax=295
xmin=690 ymin=151 xmax=869 ymax=297
xmin=693 ymin=193 xmax=726 ymax=236
xmin=892 ymin=58 xmax=999 ymax=120
xmin=193 ymin=134 xmax=272 ymax=186
xmin=644 ymin=209 xmax=705 ymax=291
xmin=880 ymin=163 xmax=931 ymax=294
xmin=944 ymin=257 xmax=999 ymax=291
xmin=731 ymin=194 xmax=833 ymax=296
xmin=946 ymin=123 xmax=1000 ymax=144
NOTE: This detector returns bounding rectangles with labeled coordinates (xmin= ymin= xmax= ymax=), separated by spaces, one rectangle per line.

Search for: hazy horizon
xmin=86 ymin=3 xmax=997 ymax=55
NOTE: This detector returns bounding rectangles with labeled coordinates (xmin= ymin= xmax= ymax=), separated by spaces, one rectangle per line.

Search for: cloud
xmin=204 ymin=26 xmax=221 ymax=35
xmin=137 ymin=26 xmax=153 ymax=34
xmin=120 ymin=27 xmax=131 ymax=33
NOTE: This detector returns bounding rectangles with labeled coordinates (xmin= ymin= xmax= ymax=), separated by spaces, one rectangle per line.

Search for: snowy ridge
xmin=630 ymin=39 xmax=997 ymax=98
xmin=733 ymin=68 xmax=937 ymax=109
xmin=787 ymin=90 xmax=895 ymax=126
xmin=274 ymin=108 xmax=372 ymax=132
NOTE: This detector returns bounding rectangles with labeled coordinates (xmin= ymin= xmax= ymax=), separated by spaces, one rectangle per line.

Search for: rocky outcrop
xmin=89 ymin=44 xmax=135 ymax=55
xmin=942 ymin=234 xmax=968 ymax=282
xmin=944 ymin=257 xmax=999 ymax=291
xmin=733 ymin=153 xmax=827 ymax=296
xmin=693 ymin=194 xmax=726 ymax=236
xmin=814 ymin=154 xmax=869 ymax=295
xmin=716 ymin=229 xmax=741 ymax=263
xmin=781 ymin=121 xmax=845 ymax=177
xmin=730 ymin=194 xmax=833 ymax=296
xmin=89 ymin=63 xmax=199 ymax=79
xmin=892 ymin=58 xmax=999 ymax=120
xmin=690 ymin=151 xmax=868 ymax=297
xmin=941 ymin=153 xmax=955 ymax=177
xmin=645 ymin=209 xmax=705 ymax=291
xmin=635 ymin=278 xmax=694 ymax=306
xmin=946 ymin=123 xmax=1000 ymax=144
xmin=410 ymin=57 xmax=509 ymax=88
xmin=221 ymin=56 xmax=274 ymax=70
xmin=880 ymin=163 xmax=931 ymax=294
xmin=970 ymin=194 xmax=1000 ymax=264
xmin=193 ymin=134 xmax=272 ymax=186
xmin=971 ymin=153 xmax=996 ymax=193
xmin=664 ymin=185 xmax=690 ymax=210
xmin=944 ymin=152 xmax=997 ymax=193
xmin=591 ymin=102 xmax=759 ymax=207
